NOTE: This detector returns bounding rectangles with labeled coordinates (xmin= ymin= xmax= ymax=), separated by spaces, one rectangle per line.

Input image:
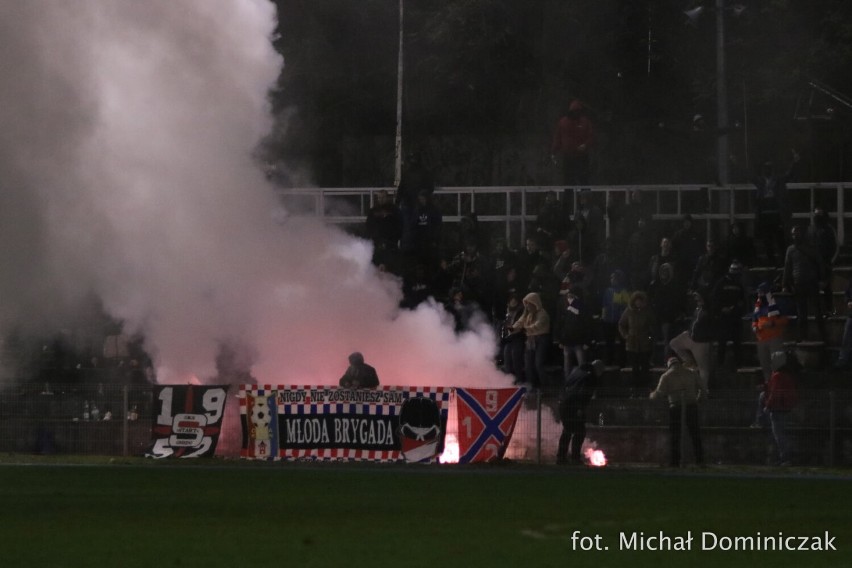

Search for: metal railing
xmin=3 ymin=382 xmax=851 ymax=467
xmin=505 ymin=387 xmax=852 ymax=467
xmin=277 ymin=182 xmax=851 ymax=247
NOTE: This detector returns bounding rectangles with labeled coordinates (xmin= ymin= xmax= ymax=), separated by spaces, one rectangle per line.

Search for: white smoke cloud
xmin=0 ymin=0 xmax=509 ymax=389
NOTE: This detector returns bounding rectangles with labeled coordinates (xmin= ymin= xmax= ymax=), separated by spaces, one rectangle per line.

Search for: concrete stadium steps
xmin=586 ymin=356 xmax=846 ymax=396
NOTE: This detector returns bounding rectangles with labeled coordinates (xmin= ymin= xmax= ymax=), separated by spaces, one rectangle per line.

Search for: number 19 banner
xmin=146 ymin=385 xmax=230 ymax=458
xmin=454 ymin=387 xmax=526 ymax=464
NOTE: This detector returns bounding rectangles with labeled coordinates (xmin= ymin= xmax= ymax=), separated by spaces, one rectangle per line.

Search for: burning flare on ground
xmin=439 ymin=433 xmax=460 ymax=464
xmin=583 ymin=441 xmax=607 ymax=467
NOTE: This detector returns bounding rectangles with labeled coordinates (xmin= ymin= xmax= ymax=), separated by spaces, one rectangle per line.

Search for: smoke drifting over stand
xmin=0 ymin=1 xmax=508 ymax=388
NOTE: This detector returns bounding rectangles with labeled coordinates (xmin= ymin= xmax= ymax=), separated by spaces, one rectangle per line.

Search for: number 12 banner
xmin=146 ymin=385 xmax=230 ymax=458
xmin=454 ymin=387 xmax=526 ymax=464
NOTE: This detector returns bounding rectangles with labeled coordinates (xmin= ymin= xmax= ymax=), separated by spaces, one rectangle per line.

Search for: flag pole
xmin=393 ymin=0 xmax=404 ymax=187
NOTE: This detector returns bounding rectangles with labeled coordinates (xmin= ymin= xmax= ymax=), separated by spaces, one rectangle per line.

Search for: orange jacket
xmin=752 ymin=296 xmax=787 ymax=342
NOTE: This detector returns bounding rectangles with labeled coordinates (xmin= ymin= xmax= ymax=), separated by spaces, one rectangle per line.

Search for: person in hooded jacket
xmin=511 ymin=292 xmax=551 ymax=389
xmin=550 ymin=99 xmax=595 ymax=186
xmin=339 ymin=352 xmax=380 ymax=389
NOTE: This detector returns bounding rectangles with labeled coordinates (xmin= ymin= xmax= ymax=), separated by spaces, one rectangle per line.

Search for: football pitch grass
xmin=0 ymin=458 xmax=849 ymax=568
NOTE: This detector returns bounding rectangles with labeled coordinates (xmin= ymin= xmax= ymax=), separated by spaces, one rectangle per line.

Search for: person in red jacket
xmin=551 ymin=99 xmax=595 ymax=186
xmin=764 ymin=351 xmax=799 ymax=466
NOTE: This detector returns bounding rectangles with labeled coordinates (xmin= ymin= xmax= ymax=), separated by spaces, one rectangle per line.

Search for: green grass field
xmin=0 ymin=458 xmax=849 ymax=568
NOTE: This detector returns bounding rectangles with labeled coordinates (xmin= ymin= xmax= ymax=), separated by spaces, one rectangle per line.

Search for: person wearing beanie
xmin=650 ymin=356 xmax=706 ymax=467
xmin=339 ymin=352 xmax=380 ymax=389
xmin=556 ymin=359 xmax=604 ymax=465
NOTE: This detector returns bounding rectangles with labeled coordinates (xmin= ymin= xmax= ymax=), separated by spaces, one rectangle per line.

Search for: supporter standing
xmin=648 ymin=263 xmax=686 ymax=365
xmin=616 ymin=190 xmax=651 ymax=246
xmin=535 ymin=190 xmax=567 ymax=251
xmin=782 ymin=225 xmax=826 ymax=342
xmin=690 ymin=240 xmax=727 ymax=297
xmin=600 ymin=270 xmax=630 ymax=367
xmin=752 ymin=282 xmax=788 ymax=382
xmin=550 ymin=99 xmax=595 ymax=186
xmin=551 ymin=240 xmax=575 ymax=281
xmin=396 ymin=151 xmax=435 ymax=208
xmin=365 ymin=189 xmax=402 ymax=263
xmin=511 ymin=292 xmax=551 ymax=390
xmin=669 ymin=291 xmax=715 ymax=390
xmin=618 ymin=290 xmax=655 ymax=393
xmin=833 ymin=280 xmax=852 ymax=370
xmin=671 ymin=214 xmax=704 ymax=281
xmin=339 ymin=352 xmax=380 ymax=389
xmin=764 ymin=351 xmax=799 ymax=466
xmin=574 ymin=189 xmax=605 ymax=264
xmin=589 ymin=238 xmax=624 ymax=315
xmin=710 ymin=261 xmax=747 ymax=368
xmin=555 ymin=280 xmax=590 ymax=380
xmin=649 ymin=237 xmax=679 ymax=289
xmin=500 ymin=292 xmax=526 ymax=384
xmin=722 ymin=221 xmax=755 ymax=269
xmin=516 ymin=236 xmax=546 ymax=291
xmin=625 ymin=217 xmax=657 ymax=291
xmin=556 ymin=359 xmax=604 ymax=465
xmin=650 ymin=356 xmax=706 ymax=467
xmin=806 ymin=207 xmax=838 ymax=314
xmin=400 ymin=190 xmax=443 ymax=272
xmin=751 ymin=153 xmax=798 ymax=266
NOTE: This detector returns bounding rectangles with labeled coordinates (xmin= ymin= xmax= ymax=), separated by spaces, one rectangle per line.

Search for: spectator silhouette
xmin=556 ymin=359 xmax=604 ymax=465
xmin=365 ymin=189 xmax=401 ymax=267
xmin=751 ymin=152 xmax=798 ymax=266
xmin=551 ymin=99 xmax=595 ymax=186
xmin=339 ymin=352 xmax=380 ymax=389
xmin=782 ymin=225 xmax=826 ymax=342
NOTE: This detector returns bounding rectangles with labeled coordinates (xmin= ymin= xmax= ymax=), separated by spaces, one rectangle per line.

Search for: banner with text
xmin=239 ymin=385 xmax=451 ymax=462
xmin=146 ymin=384 xmax=230 ymax=458
xmin=454 ymin=387 xmax=526 ymax=464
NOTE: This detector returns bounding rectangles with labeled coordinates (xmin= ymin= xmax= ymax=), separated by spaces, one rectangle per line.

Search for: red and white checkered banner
xmin=239 ymin=385 xmax=451 ymax=463
xmin=454 ymin=387 xmax=526 ymax=464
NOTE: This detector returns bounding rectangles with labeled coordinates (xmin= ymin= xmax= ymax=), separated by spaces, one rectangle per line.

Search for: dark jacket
xmin=782 ymin=243 xmax=825 ymax=290
xmin=556 ymin=294 xmax=590 ymax=346
xmin=689 ymin=305 xmax=716 ymax=343
xmin=559 ymin=363 xmax=598 ymax=407
xmin=339 ymin=354 xmax=380 ymax=389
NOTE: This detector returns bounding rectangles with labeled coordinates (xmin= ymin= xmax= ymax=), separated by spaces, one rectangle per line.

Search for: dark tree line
xmin=264 ymin=0 xmax=852 ymax=187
